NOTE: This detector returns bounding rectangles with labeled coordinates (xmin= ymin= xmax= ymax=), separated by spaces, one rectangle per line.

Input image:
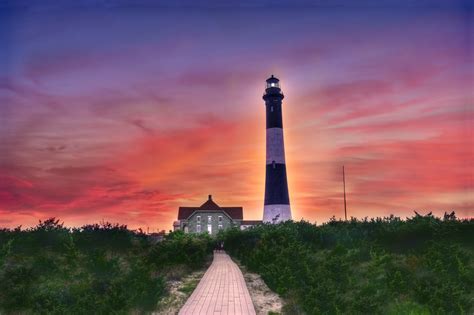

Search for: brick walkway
xmin=179 ymin=252 xmax=256 ymax=315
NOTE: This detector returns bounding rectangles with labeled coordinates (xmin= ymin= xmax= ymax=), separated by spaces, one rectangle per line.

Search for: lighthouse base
xmin=263 ymin=204 xmax=292 ymax=223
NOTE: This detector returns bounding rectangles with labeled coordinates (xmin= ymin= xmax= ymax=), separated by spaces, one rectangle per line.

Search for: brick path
xmin=179 ymin=252 xmax=256 ymax=315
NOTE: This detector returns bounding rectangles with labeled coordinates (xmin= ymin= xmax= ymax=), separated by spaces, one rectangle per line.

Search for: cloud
xmin=0 ymin=4 xmax=472 ymax=230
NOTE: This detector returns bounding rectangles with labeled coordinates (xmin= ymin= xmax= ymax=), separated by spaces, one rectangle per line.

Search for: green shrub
xmin=0 ymin=219 xmax=212 ymax=314
xmin=148 ymin=230 xmax=213 ymax=270
xmin=222 ymin=214 xmax=474 ymax=315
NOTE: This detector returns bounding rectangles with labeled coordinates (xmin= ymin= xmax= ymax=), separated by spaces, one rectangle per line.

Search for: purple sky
xmin=0 ymin=0 xmax=472 ymax=230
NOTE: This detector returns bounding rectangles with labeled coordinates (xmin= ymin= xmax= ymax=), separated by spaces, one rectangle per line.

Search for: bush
xmin=148 ymin=230 xmax=213 ymax=270
xmin=221 ymin=214 xmax=474 ymax=315
xmin=0 ymin=219 xmax=212 ymax=314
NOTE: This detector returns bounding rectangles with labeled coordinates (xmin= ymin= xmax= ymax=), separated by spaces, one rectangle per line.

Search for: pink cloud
xmin=1 ymin=5 xmax=472 ymax=230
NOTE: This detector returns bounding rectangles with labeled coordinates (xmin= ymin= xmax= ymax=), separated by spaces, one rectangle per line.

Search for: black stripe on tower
xmin=266 ymin=102 xmax=283 ymax=129
xmin=264 ymin=163 xmax=290 ymax=205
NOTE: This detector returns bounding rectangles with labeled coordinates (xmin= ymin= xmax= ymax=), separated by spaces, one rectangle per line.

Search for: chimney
xmin=208 ymin=194 xmax=212 ymax=200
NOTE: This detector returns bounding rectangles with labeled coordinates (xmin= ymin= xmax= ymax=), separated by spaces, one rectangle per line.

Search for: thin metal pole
xmin=343 ymin=166 xmax=347 ymax=221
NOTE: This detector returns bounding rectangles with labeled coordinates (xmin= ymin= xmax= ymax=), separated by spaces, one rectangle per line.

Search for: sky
xmin=0 ymin=0 xmax=473 ymax=231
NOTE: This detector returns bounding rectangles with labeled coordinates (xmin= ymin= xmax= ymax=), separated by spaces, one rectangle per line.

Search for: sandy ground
xmin=236 ymin=261 xmax=285 ymax=315
xmin=153 ymin=268 xmax=206 ymax=315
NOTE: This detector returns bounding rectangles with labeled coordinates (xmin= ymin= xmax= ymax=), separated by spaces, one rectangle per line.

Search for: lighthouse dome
xmin=266 ymin=75 xmax=280 ymax=89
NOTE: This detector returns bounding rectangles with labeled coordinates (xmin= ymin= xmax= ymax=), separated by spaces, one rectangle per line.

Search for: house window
xmin=197 ymin=216 xmax=201 ymax=223
xmin=196 ymin=224 xmax=201 ymax=233
xmin=208 ymin=224 xmax=212 ymax=234
xmin=184 ymin=226 xmax=189 ymax=233
xmin=218 ymin=224 xmax=223 ymax=230
xmin=208 ymin=216 xmax=212 ymax=223
xmin=218 ymin=216 xmax=223 ymax=222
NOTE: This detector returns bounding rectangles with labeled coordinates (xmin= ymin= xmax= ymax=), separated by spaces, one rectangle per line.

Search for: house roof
xmin=199 ymin=197 xmax=220 ymax=210
xmin=219 ymin=207 xmax=243 ymax=220
xmin=177 ymin=207 xmax=196 ymax=220
xmin=178 ymin=195 xmax=243 ymax=220
xmin=241 ymin=220 xmax=262 ymax=225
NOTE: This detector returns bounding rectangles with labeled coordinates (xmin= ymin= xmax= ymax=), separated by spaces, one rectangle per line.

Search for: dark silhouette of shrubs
xmin=220 ymin=213 xmax=474 ymax=314
xmin=148 ymin=230 xmax=213 ymax=271
xmin=0 ymin=219 xmax=213 ymax=314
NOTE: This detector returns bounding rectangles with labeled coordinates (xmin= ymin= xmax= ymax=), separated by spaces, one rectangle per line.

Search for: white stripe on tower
xmin=263 ymin=205 xmax=291 ymax=222
xmin=266 ymin=128 xmax=286 ymax=164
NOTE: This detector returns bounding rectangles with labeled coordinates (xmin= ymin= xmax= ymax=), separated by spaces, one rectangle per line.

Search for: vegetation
xmin=178 ymin=279 xmax=200 ymax=294
xmin=220 ymin=213 xmax=474 ymax=315
xmin=0 ymin=219 xmax=213 ymax=314
xmin=1 ymin=213 xmax=472 ymax=314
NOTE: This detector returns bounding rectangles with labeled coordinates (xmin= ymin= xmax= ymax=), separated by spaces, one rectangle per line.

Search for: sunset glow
xmin=1 ymin=1 xmax=472 ymax=231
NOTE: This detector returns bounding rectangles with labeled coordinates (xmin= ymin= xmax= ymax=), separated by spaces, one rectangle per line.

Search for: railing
xmin=266 ymin=82 xmax=281 ymax=89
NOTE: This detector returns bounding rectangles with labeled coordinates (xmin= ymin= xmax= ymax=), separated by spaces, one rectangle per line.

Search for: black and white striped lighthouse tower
xmin=262 ymin=75 xmax=292 ymax=223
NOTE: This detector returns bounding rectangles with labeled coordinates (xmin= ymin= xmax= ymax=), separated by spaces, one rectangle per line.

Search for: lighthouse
xmin=262 ymin=75 xmax=292 ymax=223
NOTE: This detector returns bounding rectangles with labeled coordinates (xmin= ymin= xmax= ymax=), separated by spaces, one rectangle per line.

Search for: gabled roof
xmin=178 ymin=195 xmax=243 ymax=220
xmin=199 ymin=197 xmax=220 ymax=210
xmin=177 ymin=207 xmax=195 ymax=220
xmin=219 ymin=207 xmax=243 ymax=220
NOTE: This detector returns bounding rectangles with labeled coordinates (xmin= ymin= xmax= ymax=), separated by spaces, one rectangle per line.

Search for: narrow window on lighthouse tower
xmin=271 ymin=106 xmax=274 ymax=112
xmin=272 ymin=161 xmax=276 ymax=169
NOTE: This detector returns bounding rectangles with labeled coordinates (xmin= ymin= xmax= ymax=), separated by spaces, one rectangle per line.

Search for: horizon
xmin=1 ymin=0 xmax=473 ymax=231
xmin=2 ymin=210 xmax=468 ymax=233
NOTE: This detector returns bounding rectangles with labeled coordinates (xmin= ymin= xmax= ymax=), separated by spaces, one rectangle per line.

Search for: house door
xmin=207 ymin=224 xmax=212 ymax=234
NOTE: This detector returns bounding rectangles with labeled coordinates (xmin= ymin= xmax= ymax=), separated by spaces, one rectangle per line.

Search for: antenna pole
xmin=343 ymin=165 xmax=347 ymax=221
